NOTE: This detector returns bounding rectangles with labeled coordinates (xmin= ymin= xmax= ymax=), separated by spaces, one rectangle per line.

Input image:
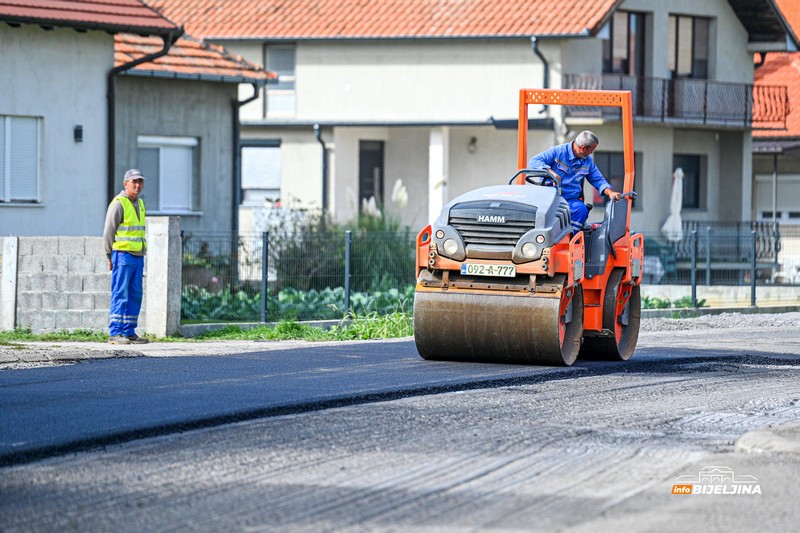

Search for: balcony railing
xmin=563 ymin=74 xmax=789 ymax=129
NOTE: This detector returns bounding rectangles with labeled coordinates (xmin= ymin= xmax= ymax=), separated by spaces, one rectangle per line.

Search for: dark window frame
xmin=672 ymin=153 xmax=705 ymax=210
xmin=668 ymin=14 xmax=710 ymax=79
xmin=603 ymin=10 xmax=646 ymax=76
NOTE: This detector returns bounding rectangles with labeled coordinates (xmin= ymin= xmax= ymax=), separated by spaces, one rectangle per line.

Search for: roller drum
xmin=413 ymin=286 xmax=583 ymax=366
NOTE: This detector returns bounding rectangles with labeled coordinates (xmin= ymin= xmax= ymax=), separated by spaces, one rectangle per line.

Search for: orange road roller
xmin=413 ymin=89 xmax=644 ymax=365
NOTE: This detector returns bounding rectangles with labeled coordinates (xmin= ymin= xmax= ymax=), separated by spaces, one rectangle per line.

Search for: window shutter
xmin=160 ymin=145 xmax=192 ymax=211
xmin=9 ymin=117 xmax=38 ymax=201
xmin=137 ymin=147 xmax=160 ymax=210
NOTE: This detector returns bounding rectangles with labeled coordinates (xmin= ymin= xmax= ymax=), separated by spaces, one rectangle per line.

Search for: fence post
xmin=344 ymin=230 xmax=352 ymax=314
xmin=705 ymin=226 xmax=712 ymax=287
xmin=751 ymin=230 xmax=757 ymax=307
xmin=691 ymin=230 xmax=698 ymax=308
xmin=261 ymin=231 xmax=268 ymax=323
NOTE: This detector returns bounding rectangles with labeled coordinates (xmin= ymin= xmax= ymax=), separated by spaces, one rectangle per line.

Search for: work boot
xmin=126 ymin=334 xmax=149 ymax=344
xmin=108 ymin=335 xmax=131 ymax=345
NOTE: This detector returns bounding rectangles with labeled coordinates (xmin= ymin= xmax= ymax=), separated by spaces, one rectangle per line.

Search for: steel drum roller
xmin=413 ymin=285 xmax=583 ymax=366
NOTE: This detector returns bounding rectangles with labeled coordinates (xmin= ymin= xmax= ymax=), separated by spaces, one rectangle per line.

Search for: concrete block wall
xmin=14 ymin=236 xmax=140 ymax=333
xmin=0 ymin=216 xmax=180 ymax=336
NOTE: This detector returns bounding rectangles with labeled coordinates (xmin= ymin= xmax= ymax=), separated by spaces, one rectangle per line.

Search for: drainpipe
xmin=232 ymin=83 xmax=263 ymax=235
xmin=314 ymin=124 xmax=328 ymax=213
xmin=530 ymin=36 xmax=549 ymax=113
xmin=107 ymin=31 xmax=181 ymax=202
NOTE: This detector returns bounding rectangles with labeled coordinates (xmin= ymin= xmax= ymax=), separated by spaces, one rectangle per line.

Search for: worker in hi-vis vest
xmin=103 ymin=168 xmax=149 ymax=344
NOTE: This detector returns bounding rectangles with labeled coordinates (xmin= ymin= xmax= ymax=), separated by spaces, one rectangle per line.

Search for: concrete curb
xmin=641 ymin=305 xmax=800 ymax=319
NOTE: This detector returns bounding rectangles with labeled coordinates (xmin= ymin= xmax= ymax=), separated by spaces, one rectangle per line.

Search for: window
xmin=673 ymin=154 xmax=703 ymax=209
xmin=265 ymin=45 xmax=296 ymax=117
xmin=591 ymin=151 xmax=642 ymax=209
xmin=359 ymin=141 xmax=385 ymax=209
xmin=755 ymin=173 xmax=800 ymax=224
xmin=603 ymin=11 xmax=646 ymax=76
xmin=241 ymin=140 xmax=281 ymax=206
xmin=668 ymin=15 xmax=709 ymax=79
xmin=136 ymin=136 xmax=197 ymax=213
xmin=0 ymin=116 xmax=40 ymax=203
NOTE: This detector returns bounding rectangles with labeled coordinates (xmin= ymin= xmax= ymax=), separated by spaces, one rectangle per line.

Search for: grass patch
xmin=192 ymin=321 xmax=331 ymax=341
xmin=0 ymin=328 xmax=108 ymax=343
xmin=328 ymin=310 xmax=413 ymax=340
xmin=0 ymin=309 xmax=413 ymax=344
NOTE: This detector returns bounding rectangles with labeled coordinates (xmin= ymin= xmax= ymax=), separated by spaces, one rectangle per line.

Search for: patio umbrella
xmin=660 ymin=167 xmax=684 ymax=242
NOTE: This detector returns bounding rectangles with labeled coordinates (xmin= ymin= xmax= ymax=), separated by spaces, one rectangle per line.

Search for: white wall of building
xmin=0 ymin=25 xmax=111 ymax=236
xmin=227 ymin=0 xmax=762 ymax=234
xmin=621 ymin=0 xmax=753 ymax=82
xmin=297 ymin=39 xmax=543 ymax=122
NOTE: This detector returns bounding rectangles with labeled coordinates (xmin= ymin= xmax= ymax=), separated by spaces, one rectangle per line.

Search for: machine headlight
xmin=535 ymin=234 xmax=546 ymax=244
xmin=443 ymin=238 xmax=459 ymax=255
xmin=522 ymin=242 xmax=537 ymax=258
xmin=435 ymin=230 xmax=445 ymax=239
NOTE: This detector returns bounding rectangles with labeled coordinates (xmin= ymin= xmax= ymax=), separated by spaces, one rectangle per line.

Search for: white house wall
xmin=620 ymin=0 xmax=753 ymax=83
xmin=298 ymin=39 xmax=545 ymax=122
xmin=0 ymin=25 xmax=110 ymax=236
xmin=227 ymin=0 xmax=761 ymax=233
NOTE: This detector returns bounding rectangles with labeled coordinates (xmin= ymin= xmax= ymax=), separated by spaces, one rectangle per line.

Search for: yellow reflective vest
xmin=112 ymin=196 xmax=147 ymax=253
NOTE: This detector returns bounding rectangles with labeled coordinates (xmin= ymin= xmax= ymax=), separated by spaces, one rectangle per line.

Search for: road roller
xmin=413 ymin=88 xmax=644 ymax=365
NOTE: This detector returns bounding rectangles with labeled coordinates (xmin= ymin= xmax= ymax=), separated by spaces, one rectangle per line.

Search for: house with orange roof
xmin=754 ymin=51 xmax=800 ymax=224
xmin=150 ymin=0 xmax=797 ymax=236
xmin=754 ymin=0 xmax=800 ymax=226
xmin=0 ymin=1 xmax=272 ymax=236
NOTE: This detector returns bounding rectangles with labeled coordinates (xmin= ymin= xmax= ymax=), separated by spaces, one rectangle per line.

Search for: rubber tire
xmin=580 ymin=268 xmax=641 ymax=361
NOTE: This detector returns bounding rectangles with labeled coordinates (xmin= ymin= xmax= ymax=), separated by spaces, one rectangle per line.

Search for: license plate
xmin=460 ymin=263 xmax=516 ymax=277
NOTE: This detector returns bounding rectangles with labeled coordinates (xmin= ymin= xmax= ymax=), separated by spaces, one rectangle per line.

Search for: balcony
xmin=563 ymin=74 xmax=789 ymax=130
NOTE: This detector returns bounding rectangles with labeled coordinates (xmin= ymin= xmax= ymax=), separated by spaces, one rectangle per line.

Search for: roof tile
xmin=149 ymin=0 xmax=618 ymax=39
xmin=774 ymin=0 xmax=800 ymax=41
xmin=0 ymin=0 xmax=180 ymax=33
xmin=115 ymin=33 xmax=275 ymax=82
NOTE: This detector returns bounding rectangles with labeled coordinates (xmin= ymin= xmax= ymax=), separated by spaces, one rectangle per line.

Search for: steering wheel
xmin=509 ymin=168 xmax=560 ymax=187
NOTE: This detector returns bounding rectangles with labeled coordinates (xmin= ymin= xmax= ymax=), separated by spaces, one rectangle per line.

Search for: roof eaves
xmin=122 ymin=68 xmax=269 ymax=86
xmin=768 ymin=0 xmax=800 ymax=49
xmin=0 ymin=15 xmax=180 ymax=37
xmin=585 ymin=0 xmax=625 ymax=36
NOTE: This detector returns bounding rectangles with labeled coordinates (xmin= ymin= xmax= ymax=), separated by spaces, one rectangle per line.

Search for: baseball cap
xmin=123 ymin=168 xmax=145 ymax=181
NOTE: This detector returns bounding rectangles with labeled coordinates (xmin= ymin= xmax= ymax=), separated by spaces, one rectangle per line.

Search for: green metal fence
xmin=181 ymin=225 xmax=800 ymax=323
xmin=181 ymin=229 xmax=416 ymax=323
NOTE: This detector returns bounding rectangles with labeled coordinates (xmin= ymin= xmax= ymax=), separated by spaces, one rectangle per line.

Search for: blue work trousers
xmin=567 ymin=198 xmax=590 ymax=233
xmin=109 ymin=251 xmax=144 ymax=336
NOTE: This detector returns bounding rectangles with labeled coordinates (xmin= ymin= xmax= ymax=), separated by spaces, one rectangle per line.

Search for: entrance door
xmin=359 ymin=141 xmax=385 ymax=210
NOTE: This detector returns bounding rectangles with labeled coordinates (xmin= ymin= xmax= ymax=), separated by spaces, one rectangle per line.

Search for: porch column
xmin=428 ymin=127 xmax=450 ymax=224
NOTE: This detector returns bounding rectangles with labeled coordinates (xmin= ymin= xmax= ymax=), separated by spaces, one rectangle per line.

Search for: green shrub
xmin=642 ymin=295 xmax=706 ymax=309
xmin=181 ymin=284 xmax=416 ymax=322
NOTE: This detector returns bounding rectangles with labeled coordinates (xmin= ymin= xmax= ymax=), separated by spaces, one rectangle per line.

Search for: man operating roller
xmin=528 ymin=130 xmax=621 ymax=233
